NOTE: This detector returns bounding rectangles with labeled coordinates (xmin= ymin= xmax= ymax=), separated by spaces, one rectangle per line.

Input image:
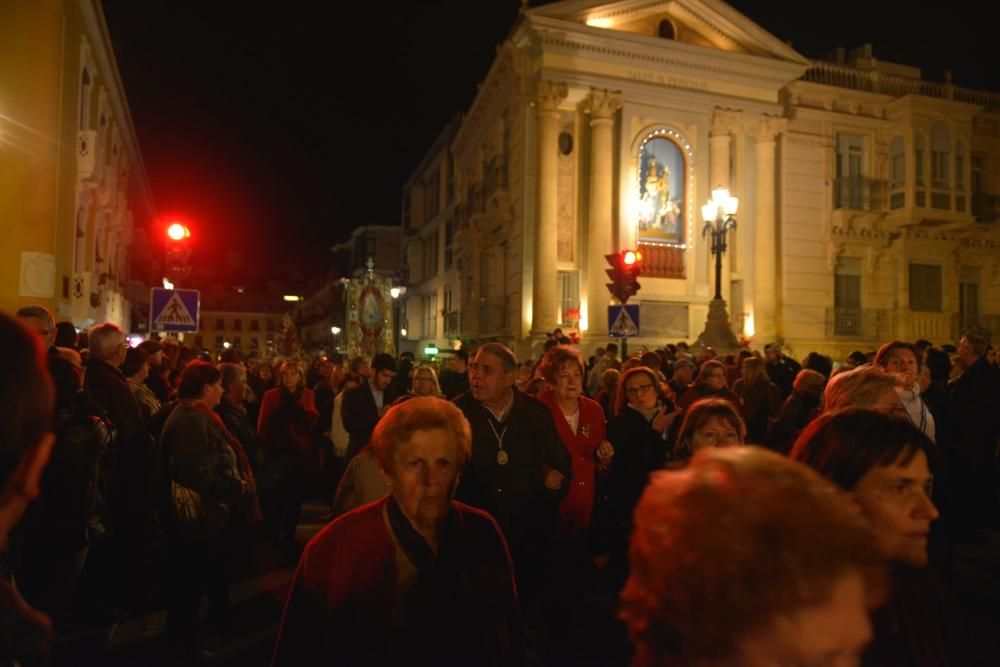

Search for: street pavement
xmin=53 ymin=502 xmax=333 ymax=667
xmin=48 ymin=506 xmax=1000 ymax=666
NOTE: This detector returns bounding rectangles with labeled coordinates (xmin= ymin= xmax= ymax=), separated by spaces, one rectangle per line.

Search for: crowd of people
xmin=1 ymin=303 xmax=999 ymax=666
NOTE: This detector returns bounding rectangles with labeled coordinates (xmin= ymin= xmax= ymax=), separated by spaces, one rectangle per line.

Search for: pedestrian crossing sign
xmin=608 ymin=304 xmax=640 ymax=338
xmin=150 ymin=288 xmax=200 ymax=333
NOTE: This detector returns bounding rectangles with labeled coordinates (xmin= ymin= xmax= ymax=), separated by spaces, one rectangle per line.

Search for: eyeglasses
xmin=626 ymin=383 xmax=655 ymax=396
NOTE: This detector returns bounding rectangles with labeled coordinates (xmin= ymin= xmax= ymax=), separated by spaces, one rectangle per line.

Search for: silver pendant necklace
xmin=487 ymin=418 xmax=509 ymax=465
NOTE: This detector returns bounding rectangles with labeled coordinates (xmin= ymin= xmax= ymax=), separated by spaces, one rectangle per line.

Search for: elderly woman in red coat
xmin=271 ymin=397 xmax=520 ymax=667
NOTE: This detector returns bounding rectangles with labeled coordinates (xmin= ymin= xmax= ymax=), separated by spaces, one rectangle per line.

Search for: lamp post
xmin=390 ymin=285 xmax=405 ymax=357
xmin=695 ymin=188 xmax=742 ymax=351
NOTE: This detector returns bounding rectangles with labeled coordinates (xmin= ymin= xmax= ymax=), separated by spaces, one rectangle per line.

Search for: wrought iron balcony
xmin=825 ymin=307 xmax=891 ymax=338
xmin=478 ymin=297 xmax=509 ymax=336
xmin=444 ymin=310 xmax=462 ymax=337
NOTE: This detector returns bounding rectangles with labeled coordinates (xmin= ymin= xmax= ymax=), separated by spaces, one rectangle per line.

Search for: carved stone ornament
xmin=710 ymin=108 xmax=742 ymax=136
xmin=751 ymin=115 xmax=788 ymax=142
xmin=536 ymin=81 xmax=568 ymax=113
xmin=585 ymin=88 xmax=623 ymax=120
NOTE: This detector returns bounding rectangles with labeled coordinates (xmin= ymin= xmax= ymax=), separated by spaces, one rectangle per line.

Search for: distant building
xmin=0 ymin=1 xmax=155 ymax=329
xmin=401 ymin=0 xmax=1000 ymax=360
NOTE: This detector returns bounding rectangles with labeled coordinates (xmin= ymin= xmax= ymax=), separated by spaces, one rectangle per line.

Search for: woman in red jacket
xmin=537 ymin=346 xmax=613 ymax=543
xmin=257 ymin=361 xmax=318 ymax=551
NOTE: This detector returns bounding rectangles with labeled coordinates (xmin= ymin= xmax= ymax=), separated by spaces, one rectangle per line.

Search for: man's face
xmin=957 ymin=337 xmax=978 ymax=367
xmin=674 ymin=365 xmax=693 ymax=386
xmin=20 ymin=316 xmax=54 ymax=347
xmin=468 ymin=351 xmax=515 ymax=405
xmin=372 ymin=368 xmax=396 ymax=391
xmin=317 ymin=361 xmax=332 ymax=381
xmin=150 ymin=350 xmax=165 ymax=366
xmin=330 ymin=362 xmax=345 ymax=385
xmin=765 ymin=346 xmax=781 ymax=362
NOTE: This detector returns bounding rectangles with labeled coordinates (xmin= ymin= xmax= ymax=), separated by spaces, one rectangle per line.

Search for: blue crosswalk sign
xmin=150 ymin=288 xmax=200 ymax=333
xmin=608 ymin=305 xmax=640 ymax=338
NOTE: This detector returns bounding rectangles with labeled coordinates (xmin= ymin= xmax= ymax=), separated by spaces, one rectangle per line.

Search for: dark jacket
xmin=84 ymin=358 xmax=154 ymax=533
xmin=341 ymin=381 xmax=396 ymax=458
xmin=453 ymin=390 xmax=572 ymax=570
xmin=863 ymin=564 xmax=970 ymax=667
xmin=947 ymin=356 xmax=1000 ymax=529
xmin=216 ymin=394 xmax=260 ymax=467
xmin=161 ymin=400 xmax=245 ymax=506
xmin=766 ymin=356 xmax=802 ymax=399
xmin=597 ymin=404 xmax=670 ymax=568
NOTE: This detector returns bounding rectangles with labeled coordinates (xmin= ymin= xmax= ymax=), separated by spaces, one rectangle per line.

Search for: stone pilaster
xmin=532 ymin=81 xmax=568 ymax=336
xmin=584 ymin=88 xmax=623 ymax=337
xmin=752 ymin=115 xmax=787 ymax=344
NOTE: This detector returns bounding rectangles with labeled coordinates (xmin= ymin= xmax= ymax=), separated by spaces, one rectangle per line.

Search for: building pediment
xmin=528 ymin=0 xmax=810 ymax=66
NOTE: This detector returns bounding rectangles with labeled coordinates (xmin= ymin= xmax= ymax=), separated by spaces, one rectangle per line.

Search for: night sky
xmin=101 ymin=0 xmax=996 ymax=279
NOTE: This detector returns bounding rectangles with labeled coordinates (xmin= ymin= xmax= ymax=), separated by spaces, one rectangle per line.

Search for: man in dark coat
xmin=439 ymin=348 xmax=470 ymax=399
xmin=765 ymin=343 xmax=802 ymax=399
xmin=453 ymin=343 xmax=572 ymax=610
xmin=84 ymin=322 xmax=155 ymax=611
xmin=948 ymin=333 xmax=1000 ymax=534
xmin=342 ymin=353 xmax=398 ymax=458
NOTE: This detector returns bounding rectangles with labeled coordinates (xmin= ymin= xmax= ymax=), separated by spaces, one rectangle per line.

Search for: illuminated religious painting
xmin=637 ymin=136 xmax=685 ymax=244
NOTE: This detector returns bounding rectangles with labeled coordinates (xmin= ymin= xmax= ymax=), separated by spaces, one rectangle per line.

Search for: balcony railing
xmin=637 ymin=242 xmax=685 ymax=279
xmin=953 ymin=313 xmax=1000 ymax=342
xmin=833 ymin=177 xmax=885 ymax=211
xmin=801 ymin=61 xmax=1000 ymax=113
xmin=825 ymin=308 xmax=891 ymax=339
xmin=444 ymin=310 xmax=462 ymax=337
xmin=478 ymin=297 xmax=509 ymax=336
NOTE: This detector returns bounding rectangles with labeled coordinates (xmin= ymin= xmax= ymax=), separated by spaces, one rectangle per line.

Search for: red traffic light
xmin=166 ymin=222 xmax=190 ymax=241
xmin=606 ymin=249 xmax=643 ymax=304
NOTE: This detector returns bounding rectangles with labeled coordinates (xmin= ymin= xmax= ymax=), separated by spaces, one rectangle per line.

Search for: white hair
xmin=88 ymin=322 xmax=125 ymax=361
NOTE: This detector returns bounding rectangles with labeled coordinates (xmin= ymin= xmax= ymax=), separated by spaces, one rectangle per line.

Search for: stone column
xmin=532 ymin=81 xmax=568 ymax=336
xmin=752 ymin=115 xmax=787 ymax=344
xmin=584 ymin=88 xmax=623 ymax=338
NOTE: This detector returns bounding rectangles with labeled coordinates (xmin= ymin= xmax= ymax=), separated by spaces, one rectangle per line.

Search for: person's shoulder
xmin=578 ymin=394 xmax=604 ymax=418
xmin=452 ymin=391 xmax=475 ymax=410
xmin=304 ymin=498 xmax=388 ymax=558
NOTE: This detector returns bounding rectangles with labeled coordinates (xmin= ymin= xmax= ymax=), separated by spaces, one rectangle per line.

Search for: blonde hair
xmin=412 ymin=364 xmax=442 ymax=397
xmin=370 ymin=397 xmax=472 ymax=472
xmin=823 ymin=365 xmax=899 ymax=413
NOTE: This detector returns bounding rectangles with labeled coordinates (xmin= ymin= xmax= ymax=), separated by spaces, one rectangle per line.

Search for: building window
xmin=890 ymin=136 xmax=905 ymax=189
xmin=215 ymin=318 xmax=225 ymax=330
xmin=959 ymin=267 xmax=980 ymax=334
xmin=835 ymin=133 xmax=865 ymax=209
xmin=425 ymin=169 xmax=441 ymax=220
xmin=233 ymin=336 xmax=242 ymax=349
xmin=658 ymin=19 xmax=676 ymax=39
xmin=955 ymin=142 xmax=966 ymax=190
xmin=909 ymin=264 xmax=942 ymax=312
xmin=915 ymin=136 xmax=926 ymax=187
xmin=557 ymin=271 xmax=580 ymax=327
xmin=834 ymin=258 xmax=862 ymax=335
xmin=444 ymin=219 xmax=454 ymax=270
xmin=931 ymin=123 xmax=950 ymax=189
xmin=250 ymin=319 xmax=259 ymax=331
xmin=194 ymin=336 xmax=203 ymax=348
xmin=424 ymin=229 xmax=439 ymax=279
xmin=267 ymin=319 xmax=276 ymax=332
xmin=233 ymin=319 xmax=242 ymax=331
xmin=558 ymin=132 xmax=574 ymax=156
xmin=250 ymin=337 xmax=260 ymax=350
xmin=423 ymin=292 xmax=438 ymax=338
xmin=215 ymin=336 xmax=224 ymax=348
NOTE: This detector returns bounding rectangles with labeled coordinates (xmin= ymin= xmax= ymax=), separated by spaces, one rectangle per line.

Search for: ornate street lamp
xmin=695 ymin=187 xmax=741 ymax=351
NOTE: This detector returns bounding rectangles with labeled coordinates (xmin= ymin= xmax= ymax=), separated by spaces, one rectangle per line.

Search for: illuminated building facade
xmin=0 ymin=1 xmax=155 ymax=329
xmin=401 ymin=0 xmax=1000 ymax=360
